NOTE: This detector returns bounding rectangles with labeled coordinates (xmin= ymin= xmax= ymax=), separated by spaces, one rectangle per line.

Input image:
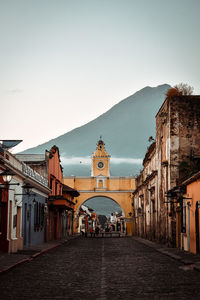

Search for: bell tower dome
xmin=91 ymin=138 xmax=111 ymax=177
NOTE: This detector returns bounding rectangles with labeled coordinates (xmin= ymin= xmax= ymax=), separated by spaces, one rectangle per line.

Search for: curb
xmin=133 ymin=237 xmax=200 ymax=272
xmin=0 ymin=237 xmax=78 ymax=275
xmin=31 ymin=243 xmax=62 ymax=259
xmin=194 ymin=265 xmax=200 ymax=272
xmin=157 ymin=248 xmax=182 ymax=261
xmin=0 ymin=258 xmax=31 ymax=275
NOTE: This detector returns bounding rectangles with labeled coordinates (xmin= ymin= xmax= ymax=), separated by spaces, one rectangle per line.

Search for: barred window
xmin=34 ymin=201 xmax=45 ymax=231
xmin=55 ymin=182 xmax=58 ymax=195
xmin=182 ymin=205 xmax=186 ymax=233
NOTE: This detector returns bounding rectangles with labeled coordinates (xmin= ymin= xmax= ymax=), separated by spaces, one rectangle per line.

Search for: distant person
xmin=95 ymin=226 xmax=100 ymax=236
xmin=90 ymin=227 xmax=93 ymax=237
xmin=105 ymin=227 xmax=109 ymax=232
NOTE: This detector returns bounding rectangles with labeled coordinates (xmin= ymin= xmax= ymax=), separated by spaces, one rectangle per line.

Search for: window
xmin=39 ymin=203 xmax=41 ymax=226
xmin=13 ymin=214 xmax=17 ymax=228
xmin=41 ymin=204 xmax=44 ymax=227
xmin=34 ymin=202 xmax=37 ymax=228
xmin=55 ymin=182 xmax=58 ymax=195
xmin=99 ymin=180 xmax=103 ymax=189
xmin=50 ymin=177 xmax=53 ymax=190
xmin=182 ymin=205 xmax=186 ymax=233
xmin=34 ymin=201 xmax=45 ymax=231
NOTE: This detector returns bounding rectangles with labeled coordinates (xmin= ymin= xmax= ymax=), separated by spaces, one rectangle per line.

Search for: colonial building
xmin=21 ymin=163 xmax=49 ymax=248
xmin=63 ymin=139 xmax=135 ymax=235
xmin=0 ymin=149 xmax=24 ymax=253
xmin=0 ymin=144 xmax=50 ymax=253
xmin=17 ymin=145 xmax=79 ymax=241
xmin=60 ymin=184 xmax=79 ymax=236
xmin=133 ymin=95 xmax=200 ymax=247
xmin=181 ymin=172 xmax=200 ymax=254
xmin=132 ymin=142 xmax=158 ymax=240
xmin=78 ymin=204 xmax=93 ymax=234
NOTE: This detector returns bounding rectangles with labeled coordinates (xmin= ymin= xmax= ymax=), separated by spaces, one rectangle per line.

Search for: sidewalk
xmin=0 ymin=236 xmax=78 ymax=274
xmin=133 ymin=236 xmax=200 ymax=272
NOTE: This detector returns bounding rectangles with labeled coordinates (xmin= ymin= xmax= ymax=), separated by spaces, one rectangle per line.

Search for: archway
xmin=76 ymin=195 xmax=126 ymax=234
xmin=76 ymin=195 xmax=125 ymax=217
xmin=63 ymin=139 xmax=135 ymax=236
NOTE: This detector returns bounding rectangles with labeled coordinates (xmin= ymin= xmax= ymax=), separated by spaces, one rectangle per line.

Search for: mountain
xmin=84 ymin=197 xmax=121 ymax=218
xmin=21 ymin=84 xmax=171 ymax=176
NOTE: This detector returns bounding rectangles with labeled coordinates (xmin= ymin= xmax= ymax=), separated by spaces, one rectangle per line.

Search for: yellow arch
xmin=76 ymin=194 xmax=125 ymax=216
xmin=63 ymin=176 xmax=135 ymax=235
xmin=75 ymin=191 xmax=132 ymax=216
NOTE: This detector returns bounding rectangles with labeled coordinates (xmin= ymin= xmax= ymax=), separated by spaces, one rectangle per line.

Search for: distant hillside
xmin=21 ymin=84 xmax=171 ymax=176
xmin=84 ymin=197 xmax=122 ymax=218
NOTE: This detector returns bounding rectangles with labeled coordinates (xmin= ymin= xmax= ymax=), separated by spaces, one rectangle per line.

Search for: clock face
xmin=97 ymin=161 xmax=104 ymax=169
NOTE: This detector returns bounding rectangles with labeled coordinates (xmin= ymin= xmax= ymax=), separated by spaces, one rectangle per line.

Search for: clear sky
xmin=1 ymin=0 xmax=200 ymax=153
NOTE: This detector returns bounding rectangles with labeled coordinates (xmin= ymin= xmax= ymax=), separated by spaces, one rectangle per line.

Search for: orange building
xmin=47 ymin=146 xmax=80 ymax=239
xmin=62 ymin=184 xmax=79 ymax=235
xmin=181 ymin=172 xmax=200 ymax=254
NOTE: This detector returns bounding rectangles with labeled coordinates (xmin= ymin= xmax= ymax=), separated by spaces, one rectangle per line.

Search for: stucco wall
xmin=186 ymin=180 xmax=200 ymax=254
xmin=22 ymin=192 xmax=47 ymax=247
xmin=63 ymin=176 xmax=135 ymax=235
xmin=63 ymin=177 xmax=135 ymax=191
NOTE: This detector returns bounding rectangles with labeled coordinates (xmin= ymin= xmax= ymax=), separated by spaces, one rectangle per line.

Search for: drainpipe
xmin=187 ymin=202 xmax=191 ymax=251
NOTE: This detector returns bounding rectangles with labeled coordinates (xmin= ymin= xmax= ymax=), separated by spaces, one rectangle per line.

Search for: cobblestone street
xmin=1 ymin=237 xmax=200 ymax=299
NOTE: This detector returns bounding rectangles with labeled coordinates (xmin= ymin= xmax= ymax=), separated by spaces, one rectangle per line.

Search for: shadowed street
xmin=1 ymin=237 xmax=200 ymax=299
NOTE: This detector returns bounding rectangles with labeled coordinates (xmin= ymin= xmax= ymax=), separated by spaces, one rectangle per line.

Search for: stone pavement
xmin=1 ymin=235 xmax=200 ymax=275
xmin=133 ymin=236 xmax=200 ymax=272
xmin=1 ymin=237 xmax=200 ymax=299
xmin=0 ymin=236 xmax=78 ymax=274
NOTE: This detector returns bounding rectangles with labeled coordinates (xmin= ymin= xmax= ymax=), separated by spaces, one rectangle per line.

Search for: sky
xmin=1 ymin=0 xmax=200 ymax=153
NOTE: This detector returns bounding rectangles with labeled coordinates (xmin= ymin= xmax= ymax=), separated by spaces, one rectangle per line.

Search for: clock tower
xmin=91 ymin=138 xmax=110 ymax=177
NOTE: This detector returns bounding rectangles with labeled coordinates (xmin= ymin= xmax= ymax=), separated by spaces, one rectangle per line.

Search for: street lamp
xmin=0 ymin=170 xmax=20 ymax=186
xmin=15 ymin=183 xmax=34 ymax=196
xmin=2 ymin=172 xmax=12 ymax=183
xmin=22 ymin=183 xmax=33 ymax=195
xmin=15 ymin=183 xmax=35 ymax=205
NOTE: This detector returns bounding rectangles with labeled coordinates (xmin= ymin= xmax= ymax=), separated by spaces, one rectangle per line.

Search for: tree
xmin=98 ymin=215 xmax=107 ymax=228
xmin=166 ymin=83 xmax=194 ymax=97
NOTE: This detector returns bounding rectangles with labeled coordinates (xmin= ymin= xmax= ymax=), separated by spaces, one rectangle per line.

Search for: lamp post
xmin=14 ymin=183 xmax=35 ymax=207
xmin=166 ymin=186 xmax=192 ymax=247
xmin=22 ymin=183 xmax=33 ymax=195
xmin=2 ymin=173 xmax=12 ymax=184
xmin=15 ymin=183 xmax=35 ymax=197
xmin=0 ymin=170 xmax=20 ymax=187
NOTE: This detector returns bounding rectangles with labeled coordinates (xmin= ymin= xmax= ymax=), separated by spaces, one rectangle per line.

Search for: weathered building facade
xmin=133 ymin=142 xmax=158 ymax=240
xmin=0 ymin=150 xmax=24 ymax=253
xmin=17 ymin=145 xmax=79 ymax=241
xmin=0 ymin=145 xmax=49 ymax=253
xmin=21 ymin=163 xmax=49 ymax=248
xmin=133 ymin=95 xmax=200 ymax=246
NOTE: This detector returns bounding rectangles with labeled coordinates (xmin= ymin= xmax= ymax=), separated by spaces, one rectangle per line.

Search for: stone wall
xmin=133 ymin=95 xmax=200 ymax=246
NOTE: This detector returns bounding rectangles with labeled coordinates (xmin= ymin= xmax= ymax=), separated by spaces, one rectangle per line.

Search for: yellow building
xmin=63 ymin=139 xmax=135 ymax=235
